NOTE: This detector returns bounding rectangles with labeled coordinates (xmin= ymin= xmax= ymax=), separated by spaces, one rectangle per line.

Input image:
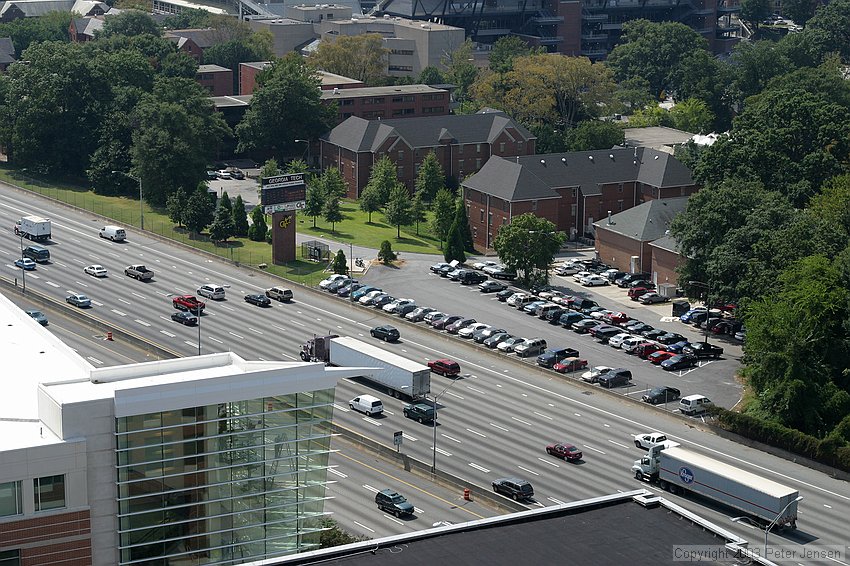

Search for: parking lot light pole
xmin=688 ymin=280 xmax=711 ymax=344
xmin=432 ymin=378 xmax=463 ymax=473
xmin=294 ymin=139 xmax=309 ymax=166
xmin=113 ymin=171 xmax=143 ymax=230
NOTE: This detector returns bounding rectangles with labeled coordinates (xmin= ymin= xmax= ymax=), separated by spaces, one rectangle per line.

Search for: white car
xmin=216 ymin=169 xmax=232 ymax=179
xmin=506 ymin=292 xmax=528 ymax=307
xmin=424 ymin=311 xmax=445 ymax=325
xmin=483 ymin=263 xmax=506 ymax=275
xmin=572 ymin=271 xmax=592 ymax=282
xmin=581 ymin=365 xmax=612 ymax=383
xmin=581 ymin=275 xmax=609 ymax=287
xmin=320 ymin=274 xmax=348 ymax=289
xmin=589 ymin=309 xmax=613 ymax=320
xmin=621 ymin=336 xmax=645 ymax=351
xmin=537 ymin=290 xmax=563 ymax=300
xmin=472 ymin=260 xmax=497 ymax=270
xmin=84 ymin=264 xmax=108 ymax=277
xmin=358 ymin=290 xmax=384 ymax=305
xmin=383 ymin=298 xmax=414 ymax=313
xmin=458 ymin=322 xmax=489 ymax=338
xmin=607 ymin=333 xmax=633 ymax=348
xmin=557 ymin=264 xmax=581 ymax=275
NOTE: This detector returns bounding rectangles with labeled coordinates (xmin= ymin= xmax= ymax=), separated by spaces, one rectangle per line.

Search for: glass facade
xmin=115 ymin=389 xmax=335 ymax=565
xmin=0 ymin=481 xmax=22 ymax=517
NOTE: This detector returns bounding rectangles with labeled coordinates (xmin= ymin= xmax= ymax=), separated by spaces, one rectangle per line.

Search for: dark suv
xmin=375 ymin=489 xmax=414 ymax=517
xmin=403 ymin=403 xmax=435 ymax=423
xmin=597 ymin=368 xmax=632 ymax=388
xmin=536 ymin=347 xmax=580 ymax=368
xmin=492 ymin=478 xmax=534 ymax=501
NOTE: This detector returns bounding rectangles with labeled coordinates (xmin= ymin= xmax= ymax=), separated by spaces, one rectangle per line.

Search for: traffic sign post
xmin=393 ymin=430 xmax=403 ymax=452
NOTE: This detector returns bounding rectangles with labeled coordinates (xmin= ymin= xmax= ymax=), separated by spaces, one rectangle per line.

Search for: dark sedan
xmin=642 ymin=386 xmax=681 ymax=404
xmin=433 ymin=315 xmax=462 ymax=330
xmin=337 ymin=282 xmax=363 ymax=298
xmin=496 ymin=288 xmax=516 ymax=301
xmin=244 ymin=294 xmax=271 ymax=307
xmin=683 ymin=342 xmax=724 ymax=359
xmin=537 ymin=347 xmax=580 ymax=368
xmin=370 ymin=325 xmax=400 ymax=342
xmin=372 ymin=295 xmax=395 ymax=308
xmin=171 ymin=311 xmax=198 ymax=325
xmin=661 ymin=354 xmax=699 ymax=371
xmin=479 ymin=280 xmax=507 ymax=293
xmin=483 ymin=332 xmax=512 ymax=348
xmin=446 ymin=318 xmax=476 ymax=334
xmin=656 ymin=332 xmax=686 ymax=345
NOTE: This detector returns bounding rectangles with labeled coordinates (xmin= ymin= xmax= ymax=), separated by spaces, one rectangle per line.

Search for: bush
xmin=378 ymin=240 xmax=396 ymax=264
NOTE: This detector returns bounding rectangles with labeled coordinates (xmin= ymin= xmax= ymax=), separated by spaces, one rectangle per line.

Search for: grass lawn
xmin=296 ymin=200 xmax=444 ymax=255
xmin=0 ymin=168 xmax=444 ymax=285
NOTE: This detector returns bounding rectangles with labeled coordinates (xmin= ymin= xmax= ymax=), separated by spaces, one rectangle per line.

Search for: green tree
xmin=260 ymin=158 xmax=281 ymax=179
xmin=359 ymin=185 xmax=383 ymax=223
xmin=209 ymin=198 xmax=236 ymax=242
xmin=613 ymin=76 xmax=655 ymax=113
xmin=430 ymin=188 xmax=456 ymax=248
xmin=669 ymin=98 xmax=713 ymax=133
xmin=804 ymin=0 xmax=850 ymax=62
xmin=161 ymin=8 xmax=211 ymax=30
xmin=304 ymin=182 xmax=326 ymax=228
xmin=203 ymin=31 xmax=274 ymax=93
xmin=410 ymin=191 xmax=427 ymax=236
xmin=322 ymin=167 xmax=347 ymax=200
xmin=310 ymin=34 xmax=389 ymax=85
xmin=414 ymin=151 xmax=444 ymax=202
xmin=739 ymin=0 xmax=773 ymax=35
xmin=248 ymin=205 xmax=267 ymax=242
xmin=160 ymin=51 xmax=198 ymax=78
xmin=323 ymin=194 xmax=344 ymax=233
xmin=493 ymin=214 xmax=565 ymax=287
xmin=443 ymin=221 xmax=466 ymax=264
xmin=489 ymin=35 xmax=539 ymax=74
xmin=183 ymin=185 xmax=216 ymax=234
xmin=606 ymin=20 xmax=709 ymax=99
xmin=166 ymin=186 xmax=188 ymax=227
xmin=418 ymin=66 xmax=445 ymax=85
xmin=364 ymin=156 xmax=399 ymax=205
xmin=318 ymin=518 xmax=368 ymax=548
xmin=236 ymin=53 xmax=336 ymax=162
xmin=443 ymin=39 xmax=479 ymax=111
xmin=454 ymin=199 xmax=474 ymax=252
xmin=727 ymin=40 xmax=794 ymax=106
xmin=378 ymin=240 xmax=397 ymax=264
xmin=219 ymin=190 xmax=233 ymax=215
xmin=331 ymin=249 xmax=348 ymax=275
xmin=232 ymin=195 xmax=249 ymax=237
xmin=782 ymin=0 xmax=816 ymax=27
xmin=0 ymin=10 xmax=72 ymax=56
xmin=566 ymin=120 xmax=625 ymax=151
xmin=627 ymin=105 xmax=674 ymax=128
xmin=99 ymin=11 xmax=162 ymax=38
xmin=384 ymin=184 xmax=413 ymax=238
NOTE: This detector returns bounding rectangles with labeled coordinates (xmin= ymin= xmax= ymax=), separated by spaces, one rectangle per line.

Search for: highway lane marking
xmin=27 ymin=273 xmax=40 ymax=279
xmin=279 ymin=352 xmax=297 ymax=360
xmin=362 ymin=484 xmax=379 ymax=493
xmin=413 ymin=507 xmax=424 ymax=514
xmin=383 ymin=409 xmax=395 ymax=416
xmin=131 ymin=292 xmax=146 ymax=299
xmin=289 ymin=319 xmax=306 ymax=327
xmin=46 ymin=281 xmax=60 ymax=288
xmin=511 ymin=416 xmax=532 ymax=426
xmin=118 ymin=298 xmax=131 ymax=305
xmin=608 ymin=440 xmax=630 ymax=449
xmin=432 ymin=446 xmax=451 ymax=456
xmin=383 ymin=514 xmax=404 ymax=525
xmin=538 ymin=457 xmax=560 ymax=468
xmin=548 ymin=497 xmax=566 ymax=505
xmin=272 ymin=324 xmax=287 ymax=332
xmin=465 ymin=428 xmax=486 ymax=438
xmin=582 ymin=444 xmax=606 ymax=455
xmin=445 ymin=391 xmax=464 ymax=400
xmin=466 ymin=385 xmax=486 ymax=394
xmin=134 ymin=319 xmax=150 ymax=327
xmin=208 ymin=336 xmax=222 ymax=343
xmin=402 ymin=433 xmax=417 ymax=441
xmin=824 ymin=504 xmax=832 ymax=509
xmin=91 ymin=300 xmax=103 ymax=306
xmin=87 ymin=356 xmax=104 ymax=365
xmin=517 ymin=465 xmax=539 ymax=476
xmin=469 ymin=462 xmax=490 ymax=473
xmin=160 ymin=330 xmax=176 ymax=338
xmin=489 ymin=423 xmax=509 ymax=432
xmin=228 ymin=331 xmax=244 ymax=339
xmin=184 ymin=340 xmax=196 ymax=347
xmin=328 ymin=467 xmax=348 ymax=478
xmin=440 ymin=433 xmax=461 ymax=443
xmin=219 ymin=304 xmax=234 ymax=311
xmin=363 ymin=418 xmax=382 ymax=427
xmin=352 ymin=521 xmax=374 ymax=533
xmin=73 ymin=280 xmax=87 ymax=287
xmin=111 ymin=309 xmax=127 ymax=317
xmin=533 ymin=411 xmax=553 ymax=420
xmin=248 ymin=327 xmax=263 ymax=335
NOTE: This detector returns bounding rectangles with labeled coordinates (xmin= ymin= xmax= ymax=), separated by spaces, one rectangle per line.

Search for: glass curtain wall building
xmin=116 ymin=390 xmax=335 ymax=565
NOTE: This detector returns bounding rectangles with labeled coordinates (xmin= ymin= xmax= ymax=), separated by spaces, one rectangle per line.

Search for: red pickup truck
xmin=172 ymin=295 xmax=205 ymax=313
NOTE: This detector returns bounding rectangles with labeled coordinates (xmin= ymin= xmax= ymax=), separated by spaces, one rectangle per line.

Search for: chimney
xmin=607 ymin=211 xmax=612 ymax=225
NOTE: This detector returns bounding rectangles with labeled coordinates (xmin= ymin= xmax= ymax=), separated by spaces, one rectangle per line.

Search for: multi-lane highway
xmin=2 ymin=184 xmax=848 ymax=563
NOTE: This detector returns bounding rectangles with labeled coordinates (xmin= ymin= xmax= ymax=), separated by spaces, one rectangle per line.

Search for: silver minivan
xmin=197 ymin=284 xmax=226 ymax=300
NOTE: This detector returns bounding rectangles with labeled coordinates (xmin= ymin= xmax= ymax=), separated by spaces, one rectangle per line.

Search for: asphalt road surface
xmin=1 ymin=183 xmax=848 ymax=564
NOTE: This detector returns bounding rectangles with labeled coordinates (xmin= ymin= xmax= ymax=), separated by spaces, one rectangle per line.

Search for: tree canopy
xmin=310 ymin=34 xmax=388 ymax=85
xmin=492 ymin=214 xmax=565 ymax=287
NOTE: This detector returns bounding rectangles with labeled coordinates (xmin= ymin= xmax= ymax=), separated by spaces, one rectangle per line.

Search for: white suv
xmin=197 ymin=284 xmax=226 ymax=300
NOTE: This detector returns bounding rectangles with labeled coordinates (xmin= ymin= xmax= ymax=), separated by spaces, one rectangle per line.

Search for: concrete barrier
xmin=331 ymin=422 xmax=528 ymax=514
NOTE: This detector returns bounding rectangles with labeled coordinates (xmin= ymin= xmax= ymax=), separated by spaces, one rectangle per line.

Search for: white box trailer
xmin=633 ymin=445 xmax=799 ymax=528
xmin=15 ymin=216 xmax=51 ymax=241
xmin=304 ymin=335 xmax=430 ymax=400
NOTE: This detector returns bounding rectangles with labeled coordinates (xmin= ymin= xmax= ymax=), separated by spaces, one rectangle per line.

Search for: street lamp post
xmin=294 ymin=139 xmax=310 ymax=166
xmin=113 ymin=171 xmax=144 ymax=230
xmin=431 ymin=378 xmax=463 ymax=473
xmin=732 ymin=495 xmax=802 ymax=560
xmin=688 ymin=280 xmax=711 ymax=344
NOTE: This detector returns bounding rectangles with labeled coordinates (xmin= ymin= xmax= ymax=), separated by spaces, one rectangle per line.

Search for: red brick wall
xmin=239 ymin=64 xmax=264 ymax=95
xmin=595 ymin=226 xmax=647 ymax=272
xmin=0 ymin=510 xmax=92 ymax=566
xmin=651 ymin=245 xmax=682 ymax=286
xmin=196 ymin=69 xmax=233 ymax=96
xmin=332 ymin=91 xmax=449 ymax=123
xmin=556 ymin=0 xmax=582 ymax=56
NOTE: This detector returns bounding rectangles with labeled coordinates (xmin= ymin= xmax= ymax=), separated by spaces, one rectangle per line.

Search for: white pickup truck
xmin=633 ymin=432 xmax=678 ymax=450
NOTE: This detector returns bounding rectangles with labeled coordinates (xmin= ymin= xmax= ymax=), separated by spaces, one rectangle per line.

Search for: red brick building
xmin=461 ymin=149 xmax=696 ymax=250
xmin=320 ymin=111 xmax=536 ymax=198
xmin=594 ymin=197 xmax=689 ymax=280
xmin=196 ymin=64 xmax=233 ymax=96
xmin=164 ymin=29 xmax=219 ymax=61
xmin=322 ymin=84 xmax=449 ymax=122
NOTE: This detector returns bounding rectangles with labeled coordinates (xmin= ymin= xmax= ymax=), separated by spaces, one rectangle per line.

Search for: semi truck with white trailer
xmin=301 ymin=335 xmax=430 ymax=400
xmin=14 ymin=216 xmax=51 ymax=241
xmin=632 ymin=444 xmax=799 ymax=529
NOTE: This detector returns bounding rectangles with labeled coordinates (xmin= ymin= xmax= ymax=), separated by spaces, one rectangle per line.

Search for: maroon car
xmin=428 ymin=359 xmax=461 ymax=376
xmin=546 ymin=442 xmax=583 ymax=462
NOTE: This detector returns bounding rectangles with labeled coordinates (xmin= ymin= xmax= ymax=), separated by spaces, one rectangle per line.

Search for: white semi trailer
xmin=633 ymin=444 xmax=799 ymax=529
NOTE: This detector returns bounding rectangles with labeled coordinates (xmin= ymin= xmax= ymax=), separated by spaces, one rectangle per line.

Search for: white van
xmin=99 ymin=225 xmax=126 ymax=241
xmin=197 ymin=284 xmax=226 ymax=300
xmin=679 ymin=395 xmax=713 ymax=416
xmin=349 ymin=394 xmax=384 ymax=416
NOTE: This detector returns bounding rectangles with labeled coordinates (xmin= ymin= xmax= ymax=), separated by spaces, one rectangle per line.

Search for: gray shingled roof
xmin=165 ymin=28 xmax=219 ymax=49
xmin=0 ymin=0 xmax=74 ymax=17
xmin=649 ymin=234 xmax=679 ymax=252
xmin=461 ymin=148 xmax=692 ymax=201
xmin=322 ymin=113 xmax=535 ymax=153
xmin=594 ymin=197 xmax=689 ymax=242
xmin=0 ymin=37 xmax=14 ymax=60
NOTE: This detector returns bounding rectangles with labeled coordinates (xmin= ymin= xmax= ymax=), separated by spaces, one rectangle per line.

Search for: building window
xmin=571 ymin=204 xmax=577 ymax=217
xmin=392 ymin=96 xmax=403 ymax=103
xmin=398 ymin=150 xmax=404 ymax=160
xmin=480 ymin=210 xmax=485 ymax=222
xmin=397 ymin=166 xmax=404 ymax=177
xmin=33 ymin=474 xmax=65 ymax=512
xmin=572 ymin=188 xmax=577 ymax=197
xmin=475 ymin=158 xmax=481 ymax=169
xmin=458 ymin=145 xmax=464 ymax=155
xmin=458 ymin=159 xmax=464 ymax=170
xmin=488 ymin=211 xmax=493 ymax=225
xmin=0 ymin=480 xmax=23 ymax=517
xmin=618 ymin=183 xmax=623 ymax=193
xmin=340 ymin=99 xmax=354 ymax=106
xmin=531 ymin=200 xmax=537 ymax=211
xmin=499 ymin=142 xmax=505 ymax=152
xmin=388 ymin=65 xmax=413 ymax=72
xmin=517 ymin=141 xmax=523 ymax=151
xmin=0 ymin=550 xmax=20 ymax=565
xmin=618 ymin=199 xmax=624 ymax=211
xmin=480 ymin=192 xmax=485 ymax=204
xmin=476 ymin=143 xmax=482 ymax=153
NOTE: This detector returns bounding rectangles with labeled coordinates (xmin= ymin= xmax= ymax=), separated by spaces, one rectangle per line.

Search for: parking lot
xmin=337 ymin=253 xmax=744 ymax=411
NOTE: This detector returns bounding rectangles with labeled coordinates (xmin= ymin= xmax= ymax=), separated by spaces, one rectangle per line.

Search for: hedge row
xmin=711 ymin=407 xmax=850 ymax=473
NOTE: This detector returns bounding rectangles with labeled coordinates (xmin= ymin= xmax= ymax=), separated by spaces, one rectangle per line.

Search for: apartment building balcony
xmin=531 ymin=10 xmax=564 ymax=23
